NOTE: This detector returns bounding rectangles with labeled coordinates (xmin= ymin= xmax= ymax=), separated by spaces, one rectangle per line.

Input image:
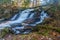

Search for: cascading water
xmin=0 ymin=8 xmax=49 ymax=34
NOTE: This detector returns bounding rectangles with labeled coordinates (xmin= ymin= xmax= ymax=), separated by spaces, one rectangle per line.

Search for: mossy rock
xmin=0 ymin=28 xmax=10 ymax=38
xmin=0 ymin=5 xmax=19 ymax=20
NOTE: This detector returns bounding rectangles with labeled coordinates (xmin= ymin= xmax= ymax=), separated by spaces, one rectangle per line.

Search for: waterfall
xmin=0 ymin=8 xmax=49 ymax=34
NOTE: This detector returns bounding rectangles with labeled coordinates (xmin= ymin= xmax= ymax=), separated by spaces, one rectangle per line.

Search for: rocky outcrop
xmin=0 ymin=5 xmax=19 ymax=21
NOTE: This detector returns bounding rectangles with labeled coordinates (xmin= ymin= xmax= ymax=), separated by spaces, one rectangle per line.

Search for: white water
xmin=0 ymin=8 xmax=49 ymax=34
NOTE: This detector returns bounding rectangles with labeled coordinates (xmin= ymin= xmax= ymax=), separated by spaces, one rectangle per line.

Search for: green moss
xmin=0 ymin=28 xmax=10 ymax=38
xmin=55 ymin=28 xmax=60 ymax=33
xmin=33 ymin=23 xmax=60 ymax=36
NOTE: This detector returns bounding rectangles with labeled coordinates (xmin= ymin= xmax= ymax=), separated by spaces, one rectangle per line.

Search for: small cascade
xmin=0 ymin=8 xmax=49 ymax=34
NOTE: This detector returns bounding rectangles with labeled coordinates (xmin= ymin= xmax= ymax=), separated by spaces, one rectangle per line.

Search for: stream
xmin=0 ymin=8 xmax=49 ymax=34
xmin=0 ymin=0 xmax=57 ymax=34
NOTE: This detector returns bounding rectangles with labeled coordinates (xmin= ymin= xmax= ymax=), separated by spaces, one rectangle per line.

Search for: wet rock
xmin=0 ymin=38 xmax=5 ymax=40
